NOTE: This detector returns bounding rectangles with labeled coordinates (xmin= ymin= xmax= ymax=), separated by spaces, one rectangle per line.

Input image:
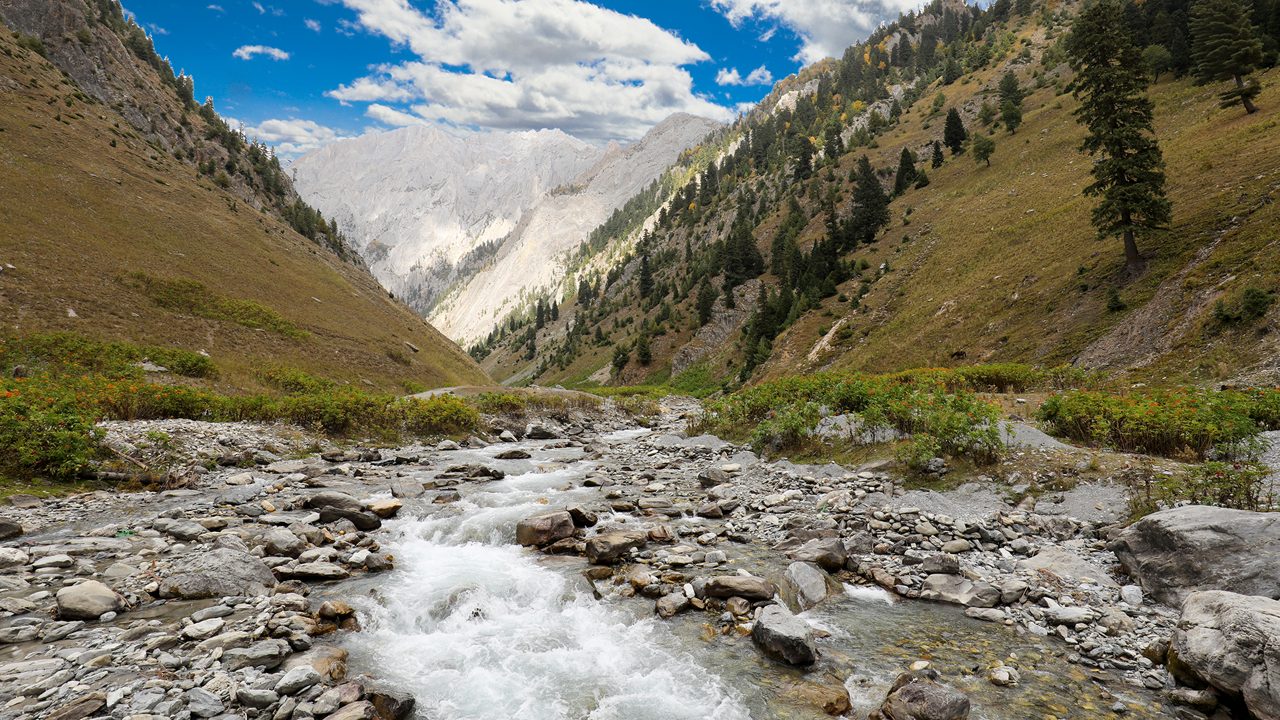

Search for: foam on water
xmin=345 ymin=465 xmax=750 ymax=720
xmin=842 ymin=583 xmax=896 ymax=604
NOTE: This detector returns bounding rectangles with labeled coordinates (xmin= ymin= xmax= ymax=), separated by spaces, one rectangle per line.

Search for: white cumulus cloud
xmin=232 ymin=45 xmax=291 ymax=61
xmin=234 ymin=118 xmax=350 ymax=160
xmin=716 ymin=65 xmax=772 ymax=86
xmin=305 ymin=19 xmax=322 ymax=32
xmin=326 ymin=0 xmax=733 ymax=142
xmin=710 ymin=0 xmax=916 ymax=65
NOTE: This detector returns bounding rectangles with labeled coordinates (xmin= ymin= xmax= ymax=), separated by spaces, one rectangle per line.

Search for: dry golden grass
xmin=0 ymin=31 xmax=486 ymax=392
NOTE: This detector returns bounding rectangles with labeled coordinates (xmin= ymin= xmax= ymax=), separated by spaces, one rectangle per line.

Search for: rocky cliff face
xmin=431 ymin=113 xmax=722 ymax=345
xmin=293 ymin=114 xmax=721 ymax=345
xmin=291 ymin=126 xmax=603 ymax=315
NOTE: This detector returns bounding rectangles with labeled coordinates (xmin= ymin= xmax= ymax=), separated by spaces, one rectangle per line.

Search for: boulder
xmin=319 ymin=507 xmax=382 ymax=531
xmin=366 ymin=499 xmax=402 ymax=519
xmin=920 ymin=553 xmax=960 ymax=576
xmin=790 ymin=538 xmax=848 ymax=572
xmin=584 ymin=531 xmax=647 ymax=564
xmin=919 ymin=574 xmax=1000 ymax=608
xmin=260 ymin=527 xmax=306 ymax=557
xmin=516 ymin=511 xmax=575 ymax=547
xmin=159 ymin=548 xmax=277 ymax=599
xmin=751 ymin=604 xmax=818 ymax=666
xmin=655 ymin=592 xmax=691 ymax=618
xmin=366 ymin=685 xmax=416 ymax=720
xmin=328 ymin=702 xmax=378 ymax=720
xmin=305 ymin=491 xmax=365 ymax=512
xmin=223 ymin=639 xmax=291 ymax=670
xmin=876 ymin=670 xmax=971 ymax=720
xmin=55 ymin=581 xmax=124 ymax=620
xmin=1111 ymin=506 xmax=1280 ymax=605
xmin=705 ymin=575 xmax=778 ymax=601
xmin=1169 ymin=590 xmax=1280 ymax=720
xmin=1017 ymin=547 xmax=1116 ymax=588
xmin=0 ymin=519 xmax=22 ymax=540
xmin=784 ymin=561 xmax=833 ymax=611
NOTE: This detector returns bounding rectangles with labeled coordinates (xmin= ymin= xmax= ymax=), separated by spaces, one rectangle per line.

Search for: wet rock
xmin=55 ymin=580 xmax=124 ymax=620
xmin=285 ymin=644 xmax=349 ymax=681
xmin=1169 ymin=590 xmax=1280 ymax=720
xmin=656 ymin=592 xmax=691 ymax=618
xmin=276 ymin=665 xmax=323 ymax=695
xmin=1168 ymin=687 xmax=1219 ymax=712
xmin=367 ymin=498 xmax=403 ymax=518
xmin=988 ymin=665 xmax=1021 ymax=687
xmin=495 ymin=449 xmax=531 ymax=460
xmin=526 ymin=423 xmax=558 ymax=440
xmin=790 ymin=538 xmax=847 ymax=572
xmin=566 ymin=505 xmax=598 ymax=528
xmin=367 ymin=685 xmax=417 ymax=719
xmin=1111 ymin=506 xmax=1280 ymax=605
xmin=920 ymin=553 xmax=960 ymax=575
xmin=281 ymin=561 xmax=350 ymax=581
xmin=752 ymin=604 xmax=818 ymax=666
xmin=516 ymin=511 xmax=576 ymax=547
xmin=261 ymin=526 xmax=307 ymax=557
xmin=705 ymin=575 xmax=778 ymax=600
xmin=584 ymin=531 xmax=647 ymax=564
xmin=0 ymin=625 xmax=40 ymax=643
xmin=875 ymin=670 xmax=971 ymax=720
xmin=780 ymin=677 xmax=853 ymax=716
xmin=784 ymin=561 xmax=832 ymax=611
xmin=329 ymin=701 xmax=378 ymax=720
xmin=159 ymin=547 xmax=277 ymax=599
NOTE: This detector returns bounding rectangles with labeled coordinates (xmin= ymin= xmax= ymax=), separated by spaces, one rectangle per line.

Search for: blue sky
xmin=124 ymin=0 xmax=913 ymax=158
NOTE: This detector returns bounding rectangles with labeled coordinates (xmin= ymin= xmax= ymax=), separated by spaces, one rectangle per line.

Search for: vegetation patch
xmin=0 ymin=333 xmax=215 ymax=379
xmin=122 ymin=272 xmax=308 ymax=339
xmin=692 ymin=370 xmax=1005 ymax=469
xmin=1128 ymin=461 xmax=1276 ymax=516
xmin=1038 ymin=387 xmax=1280 ymax=460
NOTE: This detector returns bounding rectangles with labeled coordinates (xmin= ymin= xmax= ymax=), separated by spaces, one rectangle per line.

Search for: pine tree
xmin=944 ymin=108 xmax=968 ymax=154
xmin=1066 ymin=0 xmax=1173 ymax=275
xmin=636 ymin=333 xmax=652 ymax=365
xmin=696 ymin=276 xmax=717 ymax=326
xmin=1015 ymin=0 xmax=1032 ymax=16
xmin=611 ymin=344 xmax=629 ymax=374
xmin=1142 ymin=44 xmax=1174 ymax=81
xmin=943 ymin=56 xmax=963 ymax=84
xmin=893 ymin=147 xmax=917 ymax=195
xmin=931 ymin=140 xmax=945 ymax=168
xmin=850 ymin=155 xmax=891 ymax=245
xmin=637 ymin=250 xmax=654 ymax=300
xmin=998 ymin=71 xmax=1024 ymax=133
xmin=972 ymin=134 xmax=996 ymax=166
xmin=1190 ymin=0 xmax=1264 ymax=113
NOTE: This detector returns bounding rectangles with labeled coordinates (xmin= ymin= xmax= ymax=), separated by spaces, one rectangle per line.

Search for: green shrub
xmin=122 ymin=273 xmax=307 ymax=339
xmin=0 ymin=383 xmax=101 ymax=480
xmin=257 ymin=367 xmax=335 ymax=395
xmin=1038 ymin=387 xmax=1280 ymax=460
xmin=0 ymin=333 xmax=215 ymax=379
xmin=1213 ymin=285 xmax=1276 ymax=327
xmin=1131 ymin=461 xmax=1277 ymax=514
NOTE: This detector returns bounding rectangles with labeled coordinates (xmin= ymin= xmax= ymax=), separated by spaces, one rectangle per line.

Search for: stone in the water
xmin=328 ymin=701 xmax=378 ymax=720
xmin=784 ymin=561 xmax=832 ymax=611
xmin=1169 ymin=590 xmax=1280 ymax=720
xmin=305 ymin=491 xmax=365 ymax=513
xmin=367 ymin=498 xmax=403 ymax=518
xmin=319 ymin=507 xmax=382 ymax=531
xmin=655 ymin=592 xmax=691 ymax=618
xmin=919 ymin=574 xmax=999 ymax=608
xmin=367 ymin=685 xmax=417 ymax=719
xmin=705 ymin=575 xmax=778 ymax=600
xmin=495 ymin=449 xmax=531 ymax=460
xmin=751 ymin=604 xmax=818 ymax=666
xmin=516 ymin=511 xmax=576 ymax=547
xmin=55 ymin=580 xmax=124 ymax=620
xmin=790 ymin=538 xmax=847 ymax=572
xmin=566 ymin=505 xmax=598 ymax=527
xmin=584 ymin=531 xmax=647 ymax=564
xmin=875 ymin=670 xmax=970 ymax=720
xmin=1111 ymin=505 xmax=1280 ymax=605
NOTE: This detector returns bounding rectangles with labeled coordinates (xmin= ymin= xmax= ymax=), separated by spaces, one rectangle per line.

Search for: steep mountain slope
xmin=0 ymin=2 xmax=486 ymax=390
xmin=291 ymin=126 xmax=602 ymax=315
xmin=431 ymin=113 xmax=724 ymax=345
xmin=481 ymin=0 xmax=1280 ymax=389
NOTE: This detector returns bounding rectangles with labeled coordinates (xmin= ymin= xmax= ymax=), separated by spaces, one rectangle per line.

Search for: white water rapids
xmin=343 ymin=432 xmax=752 ymax=720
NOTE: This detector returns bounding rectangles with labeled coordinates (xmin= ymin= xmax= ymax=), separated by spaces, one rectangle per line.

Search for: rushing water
xmin=339 ymin=431 xmax=1169 ymax=720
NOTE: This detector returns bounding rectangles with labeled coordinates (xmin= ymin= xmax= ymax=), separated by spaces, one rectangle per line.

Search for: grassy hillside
xmin=483 ymin=1 xmax=1279 ymax=391
xmin=0 ymin=26 xmax=486 ymax=391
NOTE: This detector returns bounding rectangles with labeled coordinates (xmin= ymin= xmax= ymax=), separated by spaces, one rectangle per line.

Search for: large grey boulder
xmin=159 ymin=548 xmax=277 ymax=599
xmin=789 ymin=538 xmax=847 ymax=572
xmin=751 ymin=604 xmax=817 ymax=666
xmin=783 ymin=561 xmax=833 ymax=611
xmin=515 ymin=511 xmax=575 ymax=547
xmin=919 ymin=574 xmax=1000 ymax=608
xmin=1111 ymin=506 xmax=1280 ymax=605
xmin=55 ymin=580 xmax=124 ymax=620
xmin=584 ymin=531 xmax=647 ymax=564
xmin=874 ymin=670 xmax=971 ymax=720
xmin=1170 ymin=591 xmax=1280 ymax=720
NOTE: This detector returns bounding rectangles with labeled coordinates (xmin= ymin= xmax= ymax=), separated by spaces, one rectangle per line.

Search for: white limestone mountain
xmin=291 ymin=125 xmax=600 ymax=318
xmin=293 ymin=113 xmax=722 ymax=345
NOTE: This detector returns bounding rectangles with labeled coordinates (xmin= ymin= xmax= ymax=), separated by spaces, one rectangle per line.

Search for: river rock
xmin=705 ymin=575 xmax=778 ymax=600
xmin=919 ymin=574 xmax=999 ymax=608
xmin=319 ymin=507 xmax=382 ymax=531
xmin=366 ymin=498 xmax=403 ymax=518
xmin=516 ymin=511 xmax=575 ymax=547
xmin=752 ymin=604 xmax=818 ymax=666
xmin=55 ymin=580 xmax=124 ymax=620
xmin=223 ymin=639 xmax=291 ymax=670
xmin=305 ymin=491 xmax=365 ymax=513
xmin=0 ymin=519 xmax=21 ymax=540
xmin=784 ymin=561 xmax=832 ymax=611
xmin=0 ymin=547 xmax=28 ymax=568
xmin=1169 ymin=590 xmax=1280 ymax=720
xmin=875 ymin=670 xmax=971 ymax=720
xmin=276 ymin=665 xmax=323 ymax=695
xmin=328 ymin=701 xmax=378 ymax=720
xmin=45 ymin=692 xmax=106 ymax=720
xmin=920 ymin=553 xmax=960 ymax=575
xmin=261 ymin=526 xmax=306 ymax=557
xmin=367 ymin=685 xmax=416 ymax=719
xmin=1017 ymin=546 xmax=1117 ymax=588
xmin=186 ymin=687 xmax=224 ymax=717
xmin=160 ymin=547 xmax=277 ymax=599
xmin=584 ymin=531 xmax=647 ymax=564
xmin=1111 ymin=505 xmax=1280 ymax=604
xmin=790 ymin=538 xmax=847 ymax=572
xmin=656 ymin=592 xmax=691 ymax=618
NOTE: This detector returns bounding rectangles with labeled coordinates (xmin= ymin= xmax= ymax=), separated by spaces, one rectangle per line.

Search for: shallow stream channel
xmin=334 ymin=428 xmax=1169 ymax=720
